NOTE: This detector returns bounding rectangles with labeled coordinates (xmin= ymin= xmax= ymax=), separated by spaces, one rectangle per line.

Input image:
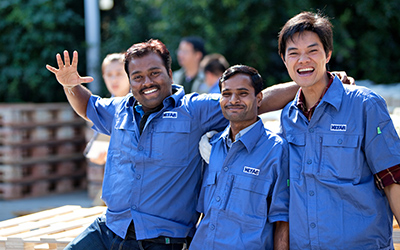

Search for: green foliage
xmin=0 ymin=0 xmax=399 ymax=102
xmin=0 ymin=0 xmax=85 ymax=102
xmin=101 ymin=0 xmax=400 ymax=88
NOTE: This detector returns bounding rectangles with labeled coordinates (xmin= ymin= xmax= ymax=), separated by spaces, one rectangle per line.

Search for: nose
xmin=144 ymin=75 xmax=153 ymax=85
xmin=229 ymin=93 xmax=240 ymax=104
xmin=298 ymin=53 xmax=310 ymax=63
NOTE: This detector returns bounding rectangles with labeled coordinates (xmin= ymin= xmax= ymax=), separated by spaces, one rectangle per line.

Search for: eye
xmin=239 ymin=92 xmax=249 ymax=97
xmin=132 ymin=75 xmax=142 ymax=81
xmin=151 ymin=71 xmax=161 ymax=77
xmin=221 ymin=92 xmax=231 ymax=97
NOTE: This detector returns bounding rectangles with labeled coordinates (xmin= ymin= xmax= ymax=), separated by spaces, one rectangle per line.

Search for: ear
xmin=256 ymin=91 xmax=263 ymax=108
xmin=168 ymin=69 xmax=173 ymax=79
xmin=280 ymin=54 xmax=287 ymax=67
xmin=326 ymin=51 xmax=332 ymax=64
xmin=195 ymin=51 xmax=203 ymax=62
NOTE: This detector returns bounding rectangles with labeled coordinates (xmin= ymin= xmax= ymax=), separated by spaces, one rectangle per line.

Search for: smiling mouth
xmin=297 ymin=67 xmax=314 ymax=75
xmin=225 ymin=105 xmax=245 ymax=110
xmin=142 ymin=87 xmax=158 ymax=95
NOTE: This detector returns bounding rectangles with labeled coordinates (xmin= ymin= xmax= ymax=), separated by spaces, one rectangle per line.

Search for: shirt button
xmin=309 ymin=128 xmax=314 ymax=133
xmin=223 ymin=167 xmax=229 ymax=172
xmin=132 ymin=205 xmax=137 ymax=210
xmin=138 ymin=146 xmax=144 ymax=151
xmin=309 ymin=191 xmax=315 ymax=196
xmin=337 ymin=139 xmax=343 ymax=145
xmin=210 ymin=224 xmax=215 ymax=230
xmin=216 ymin=196 xmax=221 ymax=202
xmin=307 ymin=159 xmax=312 ymax=165
xmin=310 ymin=223 xmax=316 ymax=228
xmin=136 ymin=174 xmax=141 ymax=180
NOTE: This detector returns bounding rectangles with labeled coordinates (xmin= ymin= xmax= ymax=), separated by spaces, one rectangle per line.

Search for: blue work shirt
xmin=191 ymin=119 xmax=289 ymax=250
xmin=86 ymin=85 xmax=227 ymax=240
xmin=279 ymin=76 xmax=400 ymax=249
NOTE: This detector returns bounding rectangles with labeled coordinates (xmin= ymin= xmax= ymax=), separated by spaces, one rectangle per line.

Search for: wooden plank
xmin=0 ymin=206 xmax=104 ymax=237
xmin=0 ymin=205 xmax=80 ymax=231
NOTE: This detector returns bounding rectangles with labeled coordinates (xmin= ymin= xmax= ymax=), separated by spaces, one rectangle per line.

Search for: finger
xmin=46 ymin=64 xmax=58 ymax=74
xmin=72 ymin=51 xmax=78 ymax=67
xmin=80 ymin=76 xmax=94 ymax=83
xmin=64 ymin=50 xmax=71 ymax=67
xmin=56 ymin=53 xmax=64 ymax=69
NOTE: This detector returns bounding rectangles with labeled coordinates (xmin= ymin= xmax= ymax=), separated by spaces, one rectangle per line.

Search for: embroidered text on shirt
xmin=243 ymin=166 xmax=260 ymax=176
xmin=330 ymin=124 xmax=347 ymax=131
xmin=163 ymin=111 xmax=178 ymax=118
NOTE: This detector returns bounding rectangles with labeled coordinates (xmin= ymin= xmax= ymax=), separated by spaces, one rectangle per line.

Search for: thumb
xmin=80 ymin=76 xmax=94 ymax=83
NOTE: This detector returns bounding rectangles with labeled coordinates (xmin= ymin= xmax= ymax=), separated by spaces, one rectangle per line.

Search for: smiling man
xmin=46 ymin=39 xmax=298 ymax=250
xmin=278 ymin=12 xmax=400 ymax=249
xmin=190 ymin=65 xmax=289 ymax=250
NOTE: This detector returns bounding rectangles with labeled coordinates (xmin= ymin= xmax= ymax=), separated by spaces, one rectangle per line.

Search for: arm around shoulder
xmin=259 ymin=81 xmax=298 ymax=114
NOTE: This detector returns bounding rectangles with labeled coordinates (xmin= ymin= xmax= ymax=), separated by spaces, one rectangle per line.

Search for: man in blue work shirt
xmin=190 ymin=65 xmax=289 ymax=250
xmin=278 ymin=12 xmax=400 ymax=249
xmin=46 ymin=40 xmax=298 ymax=249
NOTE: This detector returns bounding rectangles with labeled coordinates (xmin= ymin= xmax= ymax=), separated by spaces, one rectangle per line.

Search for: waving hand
xmin=46 ymin=50 xmax=93 ymax=88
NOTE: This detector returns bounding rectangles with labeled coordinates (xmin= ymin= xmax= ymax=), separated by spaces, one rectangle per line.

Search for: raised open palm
xmin=46 ymin=50 xmax=93 ymax=87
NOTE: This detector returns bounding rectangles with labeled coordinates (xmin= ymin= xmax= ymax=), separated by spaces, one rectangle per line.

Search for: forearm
xmin=384 ymin=183 xmax=400 ymax=225
xmin=274 ymin=221 xmax=289 ymax=250
xmin=63 ymin=84 xmax=91 ymax=121
xmin=259 ymin=81 xmax=299 ymax=114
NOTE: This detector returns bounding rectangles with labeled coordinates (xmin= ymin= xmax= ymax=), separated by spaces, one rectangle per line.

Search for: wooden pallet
xmin=0 ymin=205 xmax=106 ymax=250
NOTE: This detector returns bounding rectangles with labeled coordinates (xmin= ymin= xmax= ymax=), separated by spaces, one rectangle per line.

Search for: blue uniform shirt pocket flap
xmin=204 ymin=171 xmax=217 ymax=186
xmin=286 ymin=134 xmax=306 ymax=146
xmin=234 ymin=175 xmax=269 ymax=196
xmin=154 ymin=120 xmax=191 ymax=133
xmin=322 ymin=134 xmax=358 ymax=147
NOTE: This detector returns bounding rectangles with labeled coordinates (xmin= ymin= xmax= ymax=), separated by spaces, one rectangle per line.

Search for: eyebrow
xmin=130 ymin=66 xmax=162 ymax=77
xmin=287 ymin=42 xmax=320 ymax=52
xmin=221 ymin=87 xmax=250 ymax=92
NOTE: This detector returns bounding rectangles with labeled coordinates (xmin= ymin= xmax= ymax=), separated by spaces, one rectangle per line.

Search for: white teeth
xmin=298 ymin=68 xmax=313 ymax=72
xmin=144 ymin=88 xmax=157 ymax=94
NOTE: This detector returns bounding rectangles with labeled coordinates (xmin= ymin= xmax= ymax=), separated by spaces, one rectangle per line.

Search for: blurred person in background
xmin=200 ymin=53 xmax=229 ymax=94
xmin=173 ymin=36 xmax=207 ymax=93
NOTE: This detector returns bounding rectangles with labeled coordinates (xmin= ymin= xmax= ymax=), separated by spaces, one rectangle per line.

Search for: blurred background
xmin=1 ymin=0 xmax=399 ymax=102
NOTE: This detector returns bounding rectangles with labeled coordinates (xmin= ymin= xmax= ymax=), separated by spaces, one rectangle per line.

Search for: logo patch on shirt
xmin=163 ymin=111 xmax=178 ymax=118
xmin=243 ymin=166 xmax=260 ymax=176
xmin=330 ymin=124 xmax=347 ymax=131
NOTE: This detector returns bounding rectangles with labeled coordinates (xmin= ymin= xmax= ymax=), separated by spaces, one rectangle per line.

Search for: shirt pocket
xmin=320 ymin=134 xmax=360 ymax=181
xmin=286 ymin=133 xmax=306 ymax=180
xmin=197 ymin=171 xmax=217 ymax=213
xmin=227 ymin=175 xmax=270 ymax=228
xmin=152 ymin=120 xmax=191 ymax=167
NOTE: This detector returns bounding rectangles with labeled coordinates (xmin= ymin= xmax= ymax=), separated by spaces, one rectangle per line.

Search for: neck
xmin=229 ymin=119 xmax=257 ymax=142
xmin=301 ymin=73 xmax=330 ymax=109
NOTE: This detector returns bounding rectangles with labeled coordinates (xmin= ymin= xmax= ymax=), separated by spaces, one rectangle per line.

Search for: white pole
xmin=84 ymin=0 xmax=101 ymax=94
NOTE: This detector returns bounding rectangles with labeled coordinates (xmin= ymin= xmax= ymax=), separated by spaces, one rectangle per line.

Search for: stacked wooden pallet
xmin=0 ymin=103 xmax=88 ymax=200
xmin=0 ymin=205 xmax=106 ymax=250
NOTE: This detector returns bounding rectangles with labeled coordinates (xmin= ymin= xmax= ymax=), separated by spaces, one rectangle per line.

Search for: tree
xmin=0 ymin=0 xmax=85 ymax=102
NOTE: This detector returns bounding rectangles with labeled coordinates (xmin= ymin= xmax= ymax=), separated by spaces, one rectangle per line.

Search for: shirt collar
xmin=289 ymin=72 xmax=344 ymax=116
xmin=221 ymin=118 xmax=263 ymax=152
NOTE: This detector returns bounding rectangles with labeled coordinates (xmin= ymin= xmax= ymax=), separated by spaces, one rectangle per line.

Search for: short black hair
xmin=219 ymin=65 xmax=263 ymax=95
xmin=181 ymin=36 xmax=206 ymax=58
